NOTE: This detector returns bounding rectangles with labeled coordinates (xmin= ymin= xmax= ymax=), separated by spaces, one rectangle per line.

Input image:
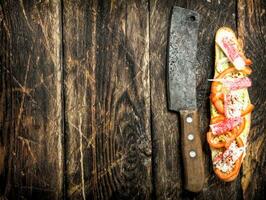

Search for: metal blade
xmin=167 ymin=6 xmax=200 ymax=111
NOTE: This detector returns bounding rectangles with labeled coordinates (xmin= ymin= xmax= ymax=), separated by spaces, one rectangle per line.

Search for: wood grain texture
xmin=237 ymin=0 xmax=266 ymax=199
xmin=0 ymin=0 xmax=265 ymax=199
xmin=63 ymin=1 xmax=96 ymax=199
xmin=0 ymin=0 xmax=63 ymax=199
xmin=63 ymin=0 xmax=152 ymax=199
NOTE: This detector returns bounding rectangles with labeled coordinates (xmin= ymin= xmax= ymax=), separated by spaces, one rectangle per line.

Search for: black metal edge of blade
xmin=166 ymin=6 xmax=174 ymax=112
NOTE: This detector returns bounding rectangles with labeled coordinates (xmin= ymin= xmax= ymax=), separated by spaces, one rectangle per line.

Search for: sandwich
xmin=207 ymin=27 xmax=254 ymax=181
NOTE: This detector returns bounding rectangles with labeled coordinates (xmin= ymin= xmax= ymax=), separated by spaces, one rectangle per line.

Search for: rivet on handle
xmin=189 ymin=150 xmax=196 ymax=158
xmin=188 ymin=133 xmax=194 ymax=141
xmin=186 ymin=116 xmax=193 ymax=123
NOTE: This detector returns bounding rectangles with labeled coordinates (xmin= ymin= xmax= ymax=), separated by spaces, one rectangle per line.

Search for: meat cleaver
xmin=167 ymin=6 xmax=204 ymax=192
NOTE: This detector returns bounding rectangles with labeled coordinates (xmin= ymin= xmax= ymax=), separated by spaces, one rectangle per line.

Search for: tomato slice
xmin=210 ymin=94 xmax=225 ymax=114
xmin=241 ymin=104 xmax=254 ymax=116
xmin=207 ymin=131 xmax=236 ymax=149
xmin=241 ymin=66 xmax=252 ymax=75
xmin=211 ymin=115 xmax=225 ymax=124
xmin=235 ymin=117 xmax=246 ymax=137
xmin=245 ymin=59 xmax=253 ymax=66
xmin=216 ymin=67 xmax=236 ymax=79
xmin=211 ymin=81 xmax=223 ymax=94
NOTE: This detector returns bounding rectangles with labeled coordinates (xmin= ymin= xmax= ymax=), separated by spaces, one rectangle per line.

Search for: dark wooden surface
xmin=238 ymin=0 xmax=266 ymax=199
xmin=63 ymin=0 xmax=151 ymax=199
xmin=0 ymin=1 xmax=64 ymax=199
xmin=0 ymin=0 xmax=265 ymax=199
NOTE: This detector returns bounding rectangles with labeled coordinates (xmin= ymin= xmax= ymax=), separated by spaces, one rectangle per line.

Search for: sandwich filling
xmin=213 ymin=141 xmax=245 ymax=173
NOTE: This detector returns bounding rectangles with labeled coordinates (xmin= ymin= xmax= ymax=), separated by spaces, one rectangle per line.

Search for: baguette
xmin=207 ymin=27 xmax=253 ymax=181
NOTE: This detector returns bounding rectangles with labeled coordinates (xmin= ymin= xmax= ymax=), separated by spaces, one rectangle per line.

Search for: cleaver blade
xmin=168 ymin=7 xmax=199 ymax=111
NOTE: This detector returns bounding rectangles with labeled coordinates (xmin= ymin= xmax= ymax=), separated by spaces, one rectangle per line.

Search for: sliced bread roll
xmin=207 ymin=27 xmax=254 ymax=181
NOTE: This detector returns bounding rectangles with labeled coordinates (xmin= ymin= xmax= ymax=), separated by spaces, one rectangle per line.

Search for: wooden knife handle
xmin=180 ymin=109 xmax=205 ymax=192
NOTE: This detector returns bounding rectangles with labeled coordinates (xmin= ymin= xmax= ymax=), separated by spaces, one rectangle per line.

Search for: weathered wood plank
xmin=0 ymin=0 xmax=63 ymax=199
xmin=63 ymin=0 xmax=152 ymax=199
xmin=237 ymin=0 xmax=266 ymax=199
xmin=63 ymin=1 xmax=97 ymax=199
xmin=125 ymin=0 xmax=151 ymax=198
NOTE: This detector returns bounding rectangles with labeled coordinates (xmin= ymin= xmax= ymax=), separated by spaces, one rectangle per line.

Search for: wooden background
xmin=0 ymin=0 xmax=265 ymax=199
